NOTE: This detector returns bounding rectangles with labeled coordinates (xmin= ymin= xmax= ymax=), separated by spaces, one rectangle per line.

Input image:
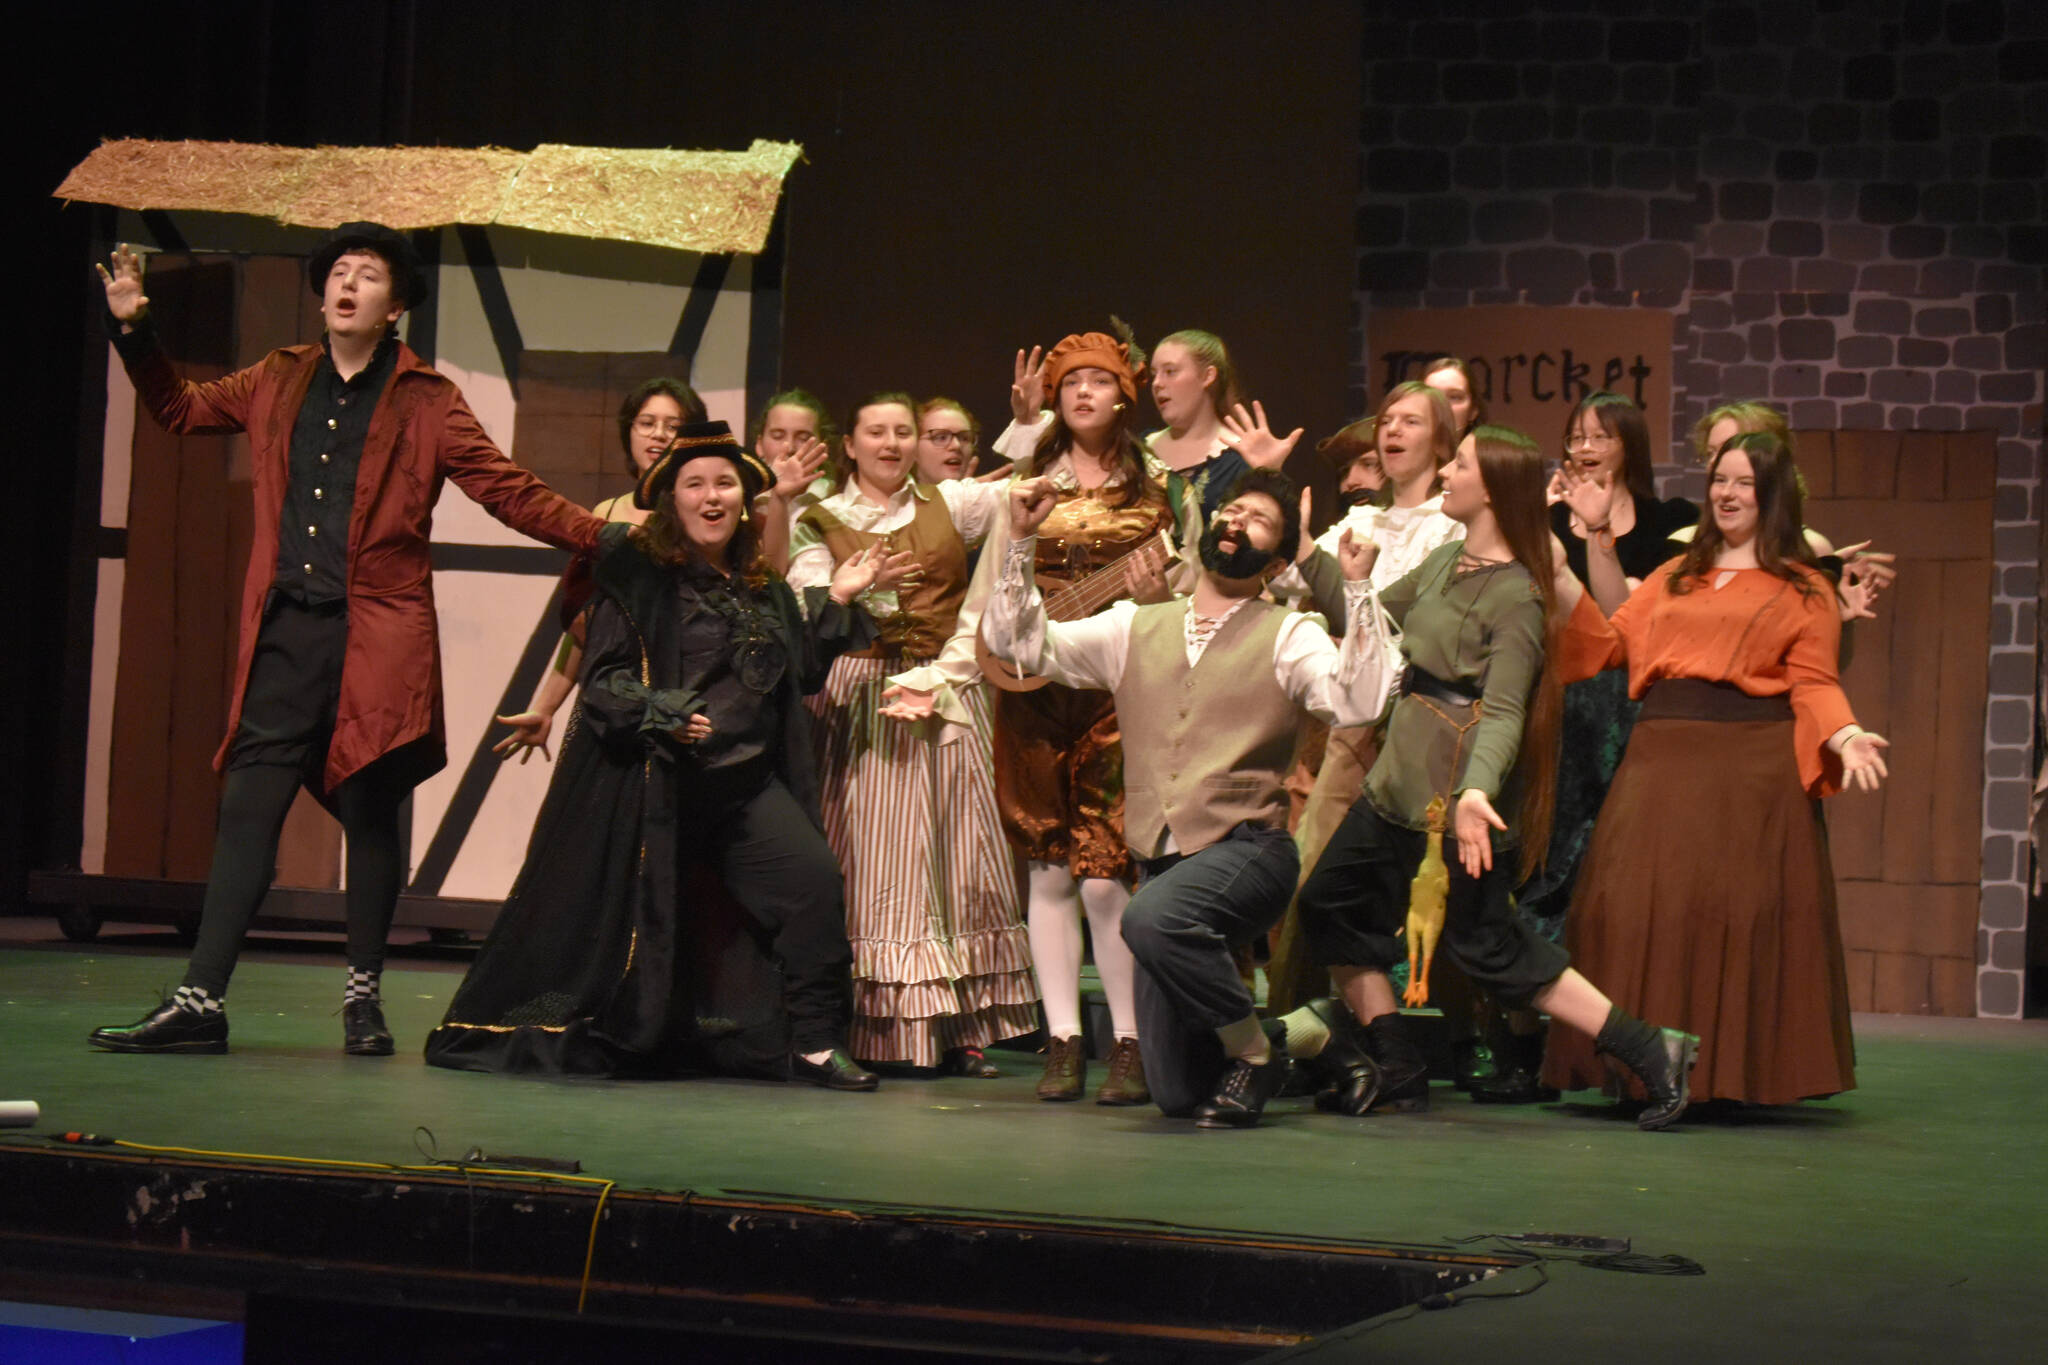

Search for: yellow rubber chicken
xmin=1402 ymin=796 xmax=1450 ymax=1007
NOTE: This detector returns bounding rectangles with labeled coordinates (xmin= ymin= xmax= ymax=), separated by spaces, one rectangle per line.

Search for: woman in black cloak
xmin=425 ymin=422 xmax=911 ymax=1090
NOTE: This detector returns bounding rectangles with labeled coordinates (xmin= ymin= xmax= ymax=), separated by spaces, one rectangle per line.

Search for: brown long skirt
xmin=1541 ymin=699 xmax=1857 ymax=1106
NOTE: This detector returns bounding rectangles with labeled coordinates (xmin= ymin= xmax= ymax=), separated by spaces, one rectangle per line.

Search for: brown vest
xmin=801 ymin=489 xmax=967 ymax=659
xmin=1117 ymin=599 xmax=1299 ymax=860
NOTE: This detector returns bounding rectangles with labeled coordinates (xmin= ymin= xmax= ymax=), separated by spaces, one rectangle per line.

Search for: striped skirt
xmin=807 ymin=654 xmax=1039 ymax=1065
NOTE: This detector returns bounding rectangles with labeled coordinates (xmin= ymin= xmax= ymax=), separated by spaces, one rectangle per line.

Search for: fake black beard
xmin=1198 ymin=522 xmax=1276 ymax=580
xmin=1337 ymin=486 xmax=1377 ymax=509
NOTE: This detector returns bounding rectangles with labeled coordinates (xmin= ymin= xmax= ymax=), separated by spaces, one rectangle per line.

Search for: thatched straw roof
xmin=53 ymin=138 xmax=802 ymax=255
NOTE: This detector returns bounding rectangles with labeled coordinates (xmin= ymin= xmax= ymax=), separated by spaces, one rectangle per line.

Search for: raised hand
xmin=1008 ymin=476 xmax=1059 ymax=539
xmin=769 ymin=435 xmax=829 ymax=501
xmin=1219 ymin=401 xmax=1304 ymax=471
xmin=491 ymin=711 xmax=554 ymax=764
xmin=878 ymin=682 xmax=937 ymax=723
xmin=1295 ymin=486 xmax=1315 ymax=564
xmin=1010 ymin=345 xmax=1047 ymax=424
xmin=96 ymin=244 xmax=150 ymax=323
xmin=1336 ymin=526 xmax=1380 ymax=582
xmin=1555 ymin=459 xmax=1618 ymax=533
xmin=1840 ymin=730 xmax=1890 ymax=792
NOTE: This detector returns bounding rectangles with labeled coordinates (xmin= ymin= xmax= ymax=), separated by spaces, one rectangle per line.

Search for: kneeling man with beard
xmin=983 ymin=468 xmax=1391 ymax=1126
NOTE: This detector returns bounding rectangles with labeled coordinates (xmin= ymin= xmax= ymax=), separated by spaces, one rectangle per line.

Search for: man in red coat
xmin=89 ymin=222 xmax=605 ymax=1057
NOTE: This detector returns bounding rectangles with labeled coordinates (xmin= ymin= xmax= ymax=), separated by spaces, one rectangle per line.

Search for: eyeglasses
xmin=632 ymin=416 xmax=685 ymax=437
xmin=924 ymin=429 xmax=977 ymax=450
xmin=1565 ymin=431 xmax=1617 ymax=450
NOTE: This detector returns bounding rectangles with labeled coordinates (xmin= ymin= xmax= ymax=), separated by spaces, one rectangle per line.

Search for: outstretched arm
xmin=438 ymin=393 xmax=606 ymax=554
xmin=493 ymin=632 xmax=582 ymax=763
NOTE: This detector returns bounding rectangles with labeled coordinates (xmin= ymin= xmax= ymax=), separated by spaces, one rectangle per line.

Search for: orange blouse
xmin=1557 ymin=558 xmax=1856 ymax=798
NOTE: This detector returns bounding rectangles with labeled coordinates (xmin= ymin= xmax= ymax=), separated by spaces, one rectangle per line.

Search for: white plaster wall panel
xmin=82 ymin=559 xmax=124 ymax=877
xmin=408 ymin=568 xmax=563 ymax=898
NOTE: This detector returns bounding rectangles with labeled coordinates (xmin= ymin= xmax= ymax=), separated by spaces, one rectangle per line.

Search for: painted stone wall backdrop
xmin=1353 ymin=0 xmax=2048 ymax=1017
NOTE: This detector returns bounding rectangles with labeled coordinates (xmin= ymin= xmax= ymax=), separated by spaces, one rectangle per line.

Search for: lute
xmin=976 ymin=530 xmax=1179 ymax=693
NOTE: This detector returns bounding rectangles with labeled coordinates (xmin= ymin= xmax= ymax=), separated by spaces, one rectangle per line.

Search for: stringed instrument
xmin=976 ymin=529 xmax=1179 ymax=692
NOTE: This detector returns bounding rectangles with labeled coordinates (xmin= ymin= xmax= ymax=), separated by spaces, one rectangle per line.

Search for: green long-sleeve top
xmin=1364 ymin=541 xmax=1547 ymax=839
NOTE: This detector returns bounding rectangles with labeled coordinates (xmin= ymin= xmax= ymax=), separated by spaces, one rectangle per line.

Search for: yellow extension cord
xmin=87 ymin=1139 xmax=616 ymax=1313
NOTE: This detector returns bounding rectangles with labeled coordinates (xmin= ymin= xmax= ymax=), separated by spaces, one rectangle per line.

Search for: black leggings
xmin=183 ymin=593 xmax=409 ymax=997
xmin=183 ymin=761 xmax=410 ymax=996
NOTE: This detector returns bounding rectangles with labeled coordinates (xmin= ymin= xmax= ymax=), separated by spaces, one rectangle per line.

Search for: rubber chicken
xmin=1402 ymin=796 xmax=1450 ymax=1007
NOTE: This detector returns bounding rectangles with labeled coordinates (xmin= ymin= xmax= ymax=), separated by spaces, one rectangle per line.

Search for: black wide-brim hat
xmin=635 ymin=420 xmax=772 ymax=510
xmin=307 ymin=221 xmax=430 ymax=309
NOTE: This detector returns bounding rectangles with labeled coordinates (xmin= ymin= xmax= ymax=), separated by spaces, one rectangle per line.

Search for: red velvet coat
xmin=120 ymin=335 xmax=604 ymax=794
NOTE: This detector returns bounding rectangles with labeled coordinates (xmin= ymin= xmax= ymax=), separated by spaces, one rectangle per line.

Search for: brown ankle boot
xmin=1094 ymin=1036 xmax=1149 ymax=1106
xmin=1036 ymin=1034 xmax=1086 ymax=1101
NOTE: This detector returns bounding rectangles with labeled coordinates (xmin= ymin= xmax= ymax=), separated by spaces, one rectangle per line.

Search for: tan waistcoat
xmin=1117 ymin=599 xmax=1299 ymax=860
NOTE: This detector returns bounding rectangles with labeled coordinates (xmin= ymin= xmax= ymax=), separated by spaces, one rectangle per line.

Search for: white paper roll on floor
xmin=0 ymin=1100 xmax=41 ymax=1127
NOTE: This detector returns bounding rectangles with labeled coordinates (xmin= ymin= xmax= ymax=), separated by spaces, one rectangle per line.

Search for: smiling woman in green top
xmin=1292 ymin=426 xmax=1702 ymax=1132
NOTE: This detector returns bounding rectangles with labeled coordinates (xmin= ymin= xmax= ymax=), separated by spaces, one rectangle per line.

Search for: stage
xmin=2 ymin=920 xmax=2044 ymax=1362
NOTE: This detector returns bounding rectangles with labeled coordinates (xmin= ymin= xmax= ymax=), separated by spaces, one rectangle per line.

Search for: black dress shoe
xmin=1194 ymin=1048 xmax=1290 ymax=1129
xmin=343 ymin=1000 xmax=395 ymax=1057
xmin=791 ymin=1048 xmax=880 ymax=1091
xmin=89 ymin=1001 xmax=228 ymax=1054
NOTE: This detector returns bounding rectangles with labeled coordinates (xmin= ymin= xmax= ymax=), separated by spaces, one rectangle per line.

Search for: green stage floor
xmin=4 ymin=937 xmax=2046 ymax=1361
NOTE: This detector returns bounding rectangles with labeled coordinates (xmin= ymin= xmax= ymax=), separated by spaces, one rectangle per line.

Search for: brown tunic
xmin=992 ymin=480 xmax=1177 ymax=878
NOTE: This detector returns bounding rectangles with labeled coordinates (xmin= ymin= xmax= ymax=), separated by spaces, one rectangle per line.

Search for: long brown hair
xmin=1028 ymin=403 xmax=1151 ymax=510
xmin=1667 ymin=431 xmax=1820 ymax=599
xmin=1470 ymin=423 xmax=1560 ymax=881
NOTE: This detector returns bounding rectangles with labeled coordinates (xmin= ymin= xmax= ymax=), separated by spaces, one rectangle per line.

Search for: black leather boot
xmin=1595 ymin=1009 xmax=1698 ymax=1131
xmin=1317 ymin=1010 xmax=1428 ymax=1115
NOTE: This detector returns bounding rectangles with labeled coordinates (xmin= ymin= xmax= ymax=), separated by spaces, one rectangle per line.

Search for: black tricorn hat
xmin=307 ymin=221 xmax=430 ymax=309
xmin=635 ymin=421 xmax=772 ymax=510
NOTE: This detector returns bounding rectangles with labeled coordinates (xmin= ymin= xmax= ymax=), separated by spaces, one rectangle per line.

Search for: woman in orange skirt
xmin=1543 ymin=431 xmax=1891 ymax=1106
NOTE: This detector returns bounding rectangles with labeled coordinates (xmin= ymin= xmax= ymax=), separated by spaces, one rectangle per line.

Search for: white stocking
xmin=1026 ymin=861 xmax=1084 ymax=1040
xmin=1079 ymin=877 xmax=1138 ymax=1039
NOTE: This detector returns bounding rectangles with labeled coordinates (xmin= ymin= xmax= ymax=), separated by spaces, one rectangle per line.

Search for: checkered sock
xmin=344 ymin=968 xmax=381 ymax=1005
xmin=171 ymin=984 xmax=223 ymax=1016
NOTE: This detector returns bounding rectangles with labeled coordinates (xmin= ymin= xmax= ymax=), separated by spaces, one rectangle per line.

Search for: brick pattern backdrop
xmin=1354 ymin=0 xmax=2047 ymax=1017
